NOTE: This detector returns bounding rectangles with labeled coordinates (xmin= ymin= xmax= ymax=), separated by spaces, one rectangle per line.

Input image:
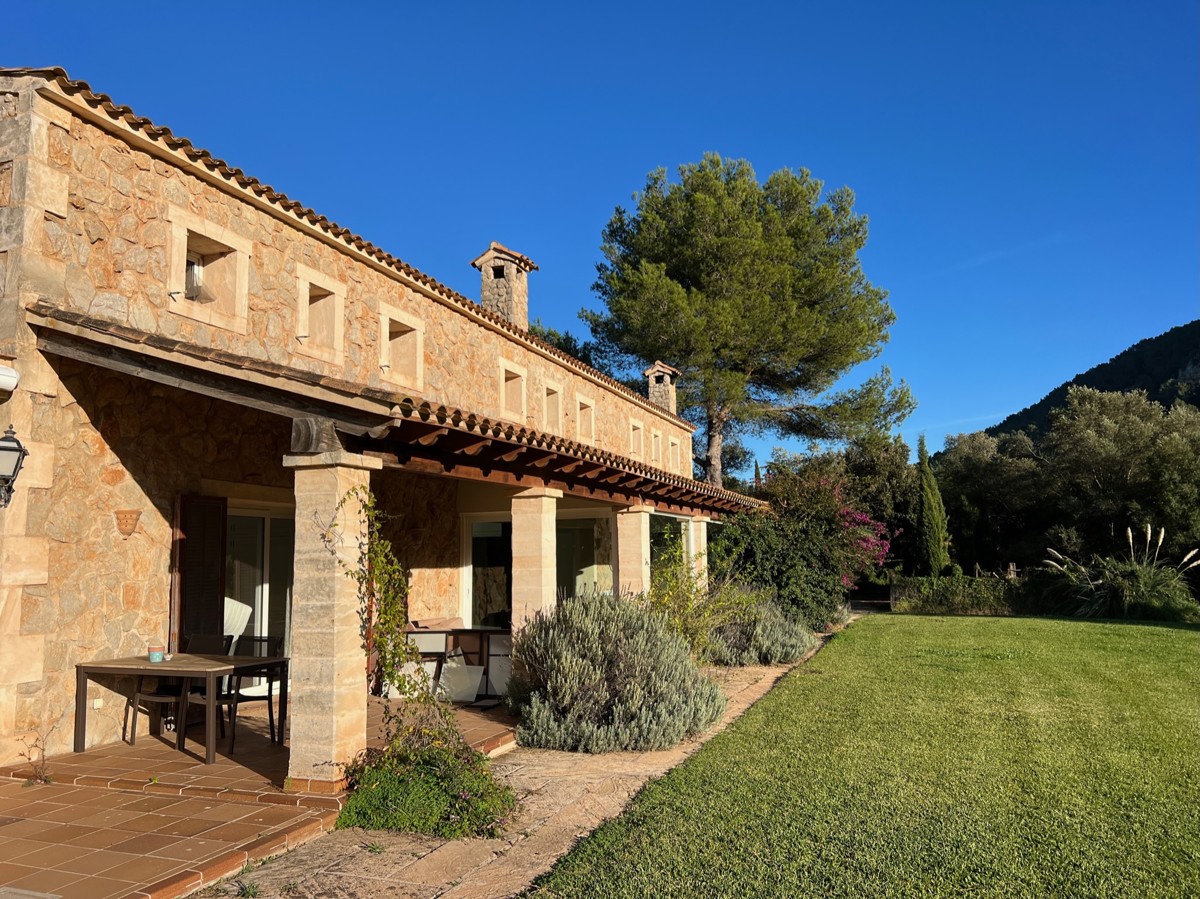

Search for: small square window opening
xmin=502 ymin=365 xmax=525 ymax=417
xmin=544 ymin=385 xmax=562 ymax=433
xmin=577 ymin=398 xmax=595 ymax=443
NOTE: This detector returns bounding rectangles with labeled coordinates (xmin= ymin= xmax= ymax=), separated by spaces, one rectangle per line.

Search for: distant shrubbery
xmin=508 ymin=593 xmax=726 ymax=753
xmin=890 ymin=574 xmax=1020 ymax=616
xmin=891 ymin=525 xmax=1200 ymax=624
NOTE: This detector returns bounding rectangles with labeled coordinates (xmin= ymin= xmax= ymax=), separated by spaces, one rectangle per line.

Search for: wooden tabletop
xmin=77 ymin=653 xmax=288 ymax=676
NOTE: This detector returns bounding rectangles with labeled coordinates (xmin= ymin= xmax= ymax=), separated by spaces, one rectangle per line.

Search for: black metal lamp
xmin=0 ymin=425 xmax=29 ymax=509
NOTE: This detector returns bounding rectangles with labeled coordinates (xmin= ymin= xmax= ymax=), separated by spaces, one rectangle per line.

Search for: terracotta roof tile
xmin=24 ymin=300 xmax=762 ymax=512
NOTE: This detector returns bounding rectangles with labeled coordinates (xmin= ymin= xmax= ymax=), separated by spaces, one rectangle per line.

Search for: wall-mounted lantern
xmin=0 ymin=425 xmax=29 ymax=509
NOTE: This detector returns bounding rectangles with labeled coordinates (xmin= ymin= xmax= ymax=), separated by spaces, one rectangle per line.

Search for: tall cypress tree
xmin=916 ymin=435 xmax=951 ymax=575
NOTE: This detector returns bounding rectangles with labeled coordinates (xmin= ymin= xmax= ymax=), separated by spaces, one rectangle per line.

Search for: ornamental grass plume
xmin=1044 ymin=524 xmax=1200 ymax=622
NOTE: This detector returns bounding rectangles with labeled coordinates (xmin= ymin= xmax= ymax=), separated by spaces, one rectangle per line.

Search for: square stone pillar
xmin=510 ymin=487 xmax=561 ymax=630
xmin=689 ymin=516 xmax=710 ymax=587
xmin=615 ymin=504 xmax=652 ymax=595
xmin=691 ymin=516 xmax=705 ymax=578
xmin=282 ymin=450 xmax=381 ymax=790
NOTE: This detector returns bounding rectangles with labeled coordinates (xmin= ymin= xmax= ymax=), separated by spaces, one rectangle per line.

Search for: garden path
xmin=197 ymin=655 xmax=820 ymax=898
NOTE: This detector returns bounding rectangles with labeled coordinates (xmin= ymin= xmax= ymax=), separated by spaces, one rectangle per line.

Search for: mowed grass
xmin=527 ymin=615 xmax=1200 ymax=898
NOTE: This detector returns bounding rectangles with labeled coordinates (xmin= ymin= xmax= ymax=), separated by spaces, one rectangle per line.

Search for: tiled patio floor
xmin=0 ymin=701 xmax=516 ymax=899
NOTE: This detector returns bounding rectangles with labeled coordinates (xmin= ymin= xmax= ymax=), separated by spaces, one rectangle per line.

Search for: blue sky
xmin=7 ymin=1 xmax=1197 ymax=466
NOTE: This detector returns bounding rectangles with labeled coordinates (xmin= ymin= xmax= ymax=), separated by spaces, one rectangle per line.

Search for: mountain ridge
xmin=986 ymin=319 xmax=1200 ymax=437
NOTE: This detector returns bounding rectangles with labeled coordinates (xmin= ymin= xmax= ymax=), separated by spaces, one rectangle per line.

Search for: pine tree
xmin=916 ymin=435 xmax=951 ymax=575
xmin=586 ymin=154 xmax=913 ymax=486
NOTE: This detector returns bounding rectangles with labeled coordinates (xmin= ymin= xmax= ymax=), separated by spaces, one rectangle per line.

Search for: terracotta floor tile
xmin=0 ymin=816 xmax=62 ymax=839
xmin=236 ymin=805 xmax=307 ymax=827
xmin=13 ymin=842 xmax=99 ymax=870
xmin=65 ymin=849 xmax=142 ymax=876
xmin=0 ymin=861 xmax=40 ymax=885
xmin=0 ymin=837 xmax=44 ymax=862
xmin=149 ymin=836 xmax=235 ymax=862
xmin=117 ymin=812 xmax=179 ymax=833
xmin=66 ymin=827 xmax=144 ymax=850
xmin=32 ymin=802 xmax=94 ymax=824
xmin=155 ymin=815 xmax=223 ymax=837
xmin=165 ymin=798 xmax=236 ymax=819
xmin=193 ymin=820 xmax=266 ymax=842
xmin=186 ymin=775 xmax=243 ymax=788
xmin=55 ymin=849 xmax=129 ymax=876
xmin=28 ymin=822 xmax=99 ymax=844
xmin=70 ymin=767 xmax=127 ymax=777
xmin=121 ymin=795 xmax=185 ymax=813
xmin=95 ymin=853 xmax=185 ymax=884
xmin=4 ymin=865 xmax=86 ymax=894
xmin=4 ymin=799 xmax=57 ymax=818
xmin=73 ymin=807 xmax=147 ymax=829
xmin=56 ymin=874 xmax=140 ymax=899
xmin=22 ymin=784 xmax=89 ymax=803
xmin=107 ymin=833 xmax=182 ymax=856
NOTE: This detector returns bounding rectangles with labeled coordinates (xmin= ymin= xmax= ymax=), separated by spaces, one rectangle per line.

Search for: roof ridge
xmin=0 ymin=66 xmax=695 ymax=430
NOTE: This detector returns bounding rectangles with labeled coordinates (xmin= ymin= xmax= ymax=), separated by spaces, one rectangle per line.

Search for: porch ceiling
xmin=27 ymin=300 xmax=763 ymax=517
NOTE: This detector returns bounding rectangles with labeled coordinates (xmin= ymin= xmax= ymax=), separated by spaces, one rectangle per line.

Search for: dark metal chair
xmin=226 ymin=634 xmax=285 ymax=752
xmin=125 ymin=675 xmax=182 ymax=746
xmin=123 ymin=633 xmax=233 ymax=744
xmin=178 ymin=633 xmax=235 ymax=739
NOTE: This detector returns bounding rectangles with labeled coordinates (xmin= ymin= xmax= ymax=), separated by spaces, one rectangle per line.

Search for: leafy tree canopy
xmin=936 ymin=387 xmax=1200 ymax=570
xmin=584 ymin=154 xmax=913 ymax=486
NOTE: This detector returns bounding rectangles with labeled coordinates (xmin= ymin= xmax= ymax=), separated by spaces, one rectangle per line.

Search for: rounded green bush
xmin=508 ymin=593 xmax=726 ymax=753
xmin=337 ymin=745 xmax=515 ymax=838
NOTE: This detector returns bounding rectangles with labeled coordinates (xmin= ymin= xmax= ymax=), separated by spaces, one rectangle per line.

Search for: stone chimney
xmin=470 ymin=242 xmax=538 ymax=330
xmin=643 ymin=360 xmax=680 ymax=415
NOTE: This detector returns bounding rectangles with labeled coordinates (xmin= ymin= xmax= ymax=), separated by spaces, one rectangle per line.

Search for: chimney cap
xmin=470 ymin=241 xmax=539 ymax=273
xmin=642 ymin=360 xmax=681 ymax=378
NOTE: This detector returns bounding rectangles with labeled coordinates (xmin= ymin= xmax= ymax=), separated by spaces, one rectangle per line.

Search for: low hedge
xmin=890 ymin=575 xmax=1020 ymax=616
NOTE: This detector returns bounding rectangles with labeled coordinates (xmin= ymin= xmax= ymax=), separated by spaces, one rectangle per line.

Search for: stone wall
xmin=372 ymin=469 xmax=460 ymax=622
xmin=1 ymin=76 xmax=693 ymax=477
xmin=0 ymin=358 xmax=291 ymax=763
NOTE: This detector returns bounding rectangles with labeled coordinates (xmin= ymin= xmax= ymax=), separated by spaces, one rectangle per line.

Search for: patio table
xmin=74 ymin=653 xmax=289 ymax=764
xmin=408 ymin=627 xmax=508 ymax=699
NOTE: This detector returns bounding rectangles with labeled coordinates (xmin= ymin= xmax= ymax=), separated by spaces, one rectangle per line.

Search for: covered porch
xmin=24 ymin=306 xmax=755 ymax=794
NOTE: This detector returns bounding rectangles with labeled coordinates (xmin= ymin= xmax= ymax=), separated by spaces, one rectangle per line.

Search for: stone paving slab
xmin=197 ymin=656 xmax=818 ymax=898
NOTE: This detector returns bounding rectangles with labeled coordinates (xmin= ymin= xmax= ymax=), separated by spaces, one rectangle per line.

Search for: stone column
xmin=689 ymin=516 xmax=710 ymax=587
xmin=615 ymin=504 xmax=652 ymax=595
xmin=510 ymin=486 xmax=561 ymax=630
xmin=282 ymin=450 xmax=381 ymax=791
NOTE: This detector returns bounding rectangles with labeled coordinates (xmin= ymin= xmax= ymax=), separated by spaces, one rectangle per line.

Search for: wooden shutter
xmin=172 ymin=494 xmax=227 ymax=647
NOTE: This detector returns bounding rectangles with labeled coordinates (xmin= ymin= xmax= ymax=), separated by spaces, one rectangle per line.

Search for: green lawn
xmin=526 ymin=615 xmax=1200 ymax=898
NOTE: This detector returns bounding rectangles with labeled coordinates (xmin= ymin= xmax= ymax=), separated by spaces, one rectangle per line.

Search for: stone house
xmin=0 ymin=68 xmax=760 ymax=789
